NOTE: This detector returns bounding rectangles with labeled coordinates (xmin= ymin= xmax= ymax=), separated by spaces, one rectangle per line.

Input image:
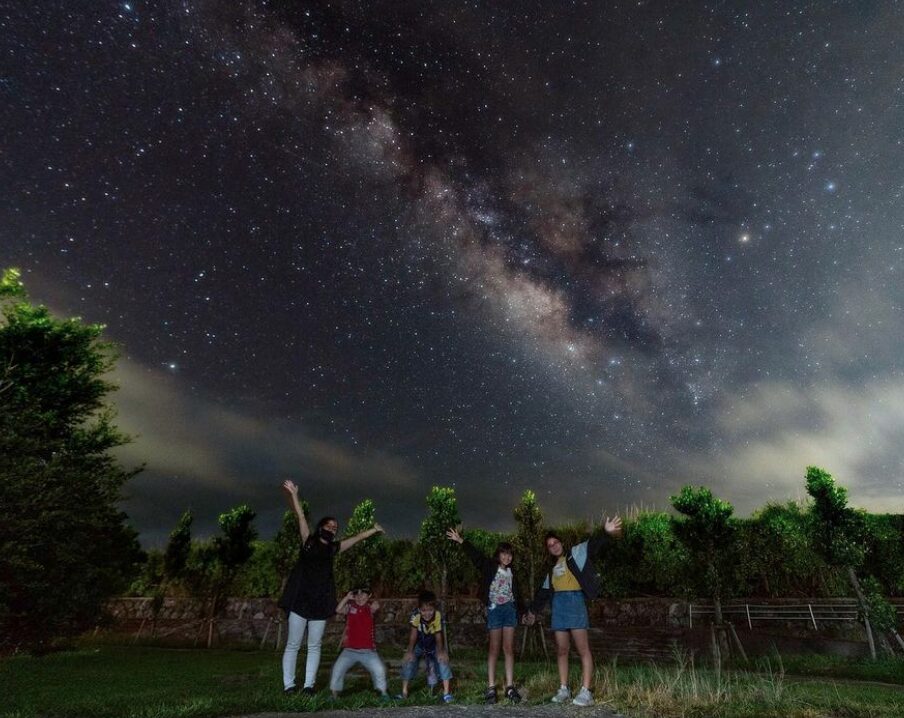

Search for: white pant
xmin=282 ymin=612 xmax=327 ymax=689
xmin=329 ymin=648 xmax=387 ymax=693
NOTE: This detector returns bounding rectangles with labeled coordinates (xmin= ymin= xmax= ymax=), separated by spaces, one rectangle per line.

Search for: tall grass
xmin=523 ymin=646 xmax=902 ymax=718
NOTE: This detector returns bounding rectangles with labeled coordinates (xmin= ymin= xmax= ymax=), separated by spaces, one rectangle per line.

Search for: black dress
xmin=278 ymin=538 xmax=341 ymax=620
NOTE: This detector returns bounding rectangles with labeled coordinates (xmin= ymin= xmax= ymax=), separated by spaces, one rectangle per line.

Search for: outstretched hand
xmin=445 ymin=527 xmax=464 ymax=544
xmin=604 ymin=515 xmax=623 ymax=537
xmin=372 ymin=522 xmax=384 ymax=535
xmin=281 ymin=480 xmax=298 ymax=497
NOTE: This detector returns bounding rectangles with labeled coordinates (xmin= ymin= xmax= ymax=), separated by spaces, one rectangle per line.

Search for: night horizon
xmin=3 ymin=1 xmax=903 ymax=548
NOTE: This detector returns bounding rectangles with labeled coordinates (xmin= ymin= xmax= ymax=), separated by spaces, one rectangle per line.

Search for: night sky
xmin=3 ymin=1 xmax=903 ymax=545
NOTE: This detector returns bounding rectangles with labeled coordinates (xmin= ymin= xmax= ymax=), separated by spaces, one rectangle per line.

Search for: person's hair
xmin=351 ymin=584 xmax=372 ymax=595
xmin=316 ymin=516 xmax=338 ymax=532
xmin=544 ymin=531 xmax=562 ymax=544
xmin=305 ymin=516 xmax=338 ymax=547
xmin=417 ymin=590 xmax=437 ymax=608
xmin=493 ymin=541 xmax=515 ymax=565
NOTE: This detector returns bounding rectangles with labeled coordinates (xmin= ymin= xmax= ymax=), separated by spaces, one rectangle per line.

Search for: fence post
xmin=808 ymin=603 xmax=818 ymax=631
xmin=689 ymin=603 xmax=693 ymax=629
xmin=745 ymin=604 xmax=752 ymax=630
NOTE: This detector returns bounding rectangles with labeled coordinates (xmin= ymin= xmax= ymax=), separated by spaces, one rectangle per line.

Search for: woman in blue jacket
xmin=523 ymin=516 xmax=622 ymax=708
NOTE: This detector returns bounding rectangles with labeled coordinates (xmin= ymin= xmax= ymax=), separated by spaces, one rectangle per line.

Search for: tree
xmin=740 ymin=502 xmax=830 ymax=597
xmin=805 ymin=466 xmax=885 ymax=658
xmin=273 ymin=504 xmax=306 ymax=590
xmin=141 ymin=510 xmax=194 ymax=638
xmin=375 ymin=538 xmax=425 ymax=596
xmin=335 ymin=498 xmax=385 ymax=592
xmin=164 ymin=510 xmax=193 ymax=584
xmin=671 ymin=485 xmax=743 ymax=670
xmin=862 ymin=513 xmax=904 ymax=597
xmin=418 ymin=486 xmax=461 ymax=603
xmin=512 ymin=490 xmax=545 ymax=602
xmin=607 ymin=511 xmax=687 ymax=598
xmin=184 ymin=504 xmax=257 ymax=648
xmin=0 ymin=268 xmax=142 ymax=652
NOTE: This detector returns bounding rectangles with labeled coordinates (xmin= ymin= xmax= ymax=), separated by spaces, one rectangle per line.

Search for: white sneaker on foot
xmin=572 ymin=687 xmax=595 ymax=707
xmin=551 ymin=686 xmax=571 ymax=703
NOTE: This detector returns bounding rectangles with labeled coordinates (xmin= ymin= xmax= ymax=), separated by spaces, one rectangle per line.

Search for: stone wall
xmin=102 ymin=596 xmax=903 ymax=660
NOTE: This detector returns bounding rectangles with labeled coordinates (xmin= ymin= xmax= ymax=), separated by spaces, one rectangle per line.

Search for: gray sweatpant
xmin=329 ymin=648 xmax=387 ymax=693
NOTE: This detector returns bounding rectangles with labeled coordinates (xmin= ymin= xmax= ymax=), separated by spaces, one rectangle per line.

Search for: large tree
xmin=671 ymin=485 xmax=742 ymax=670
xmin=335 ymin=498 xmax=385 ymax=591
xmin=670 ymin=486 xmax=740 ymax=614
xmin=512 ymin=489 xmax=545 ymax=601
xmin=804 ymin=465 xmax=901 ymax=658
xmin=0 ymin=268 xmax=142 ymax=652
xmin=418 ymin=485 xmax=461 ymax=603
xmin=184 ymin=504 xmax=257 ymax=648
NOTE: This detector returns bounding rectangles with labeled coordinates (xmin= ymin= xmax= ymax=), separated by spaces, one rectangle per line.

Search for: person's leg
xmin=329 ymin=648 xmax=355 ymax=696
xmin=555 ymin=630 xmax=571 ymax=688
xmin=487 ymin=628 xmax=501 ymax=687
xmin=571 ymin=629 xmax=593 ymax=691
xmin=303 ymin=619 xmax=327 ymax=688
xmin=400 ymin=650 xmax=419 ymax=698
xmin=282 ymin=612 xmax=308 ymax=690
xmin=361 ymin=650 xmax=388 ymax=694
xmin=437 ymin=655 xmax=453 ymax=699
xmin=501 ymin=626 xmax=516 ymax=687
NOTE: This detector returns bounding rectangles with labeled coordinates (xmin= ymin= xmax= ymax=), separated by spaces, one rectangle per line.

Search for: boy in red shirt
xmin=329 ymin=586 xmax=388 ymax=698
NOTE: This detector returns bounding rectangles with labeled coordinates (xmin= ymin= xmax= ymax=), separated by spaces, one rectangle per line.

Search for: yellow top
xmin=551 ymin=556 xmax=581 ymax=591
xmin=410 ymin=610 xmax=443 ymax=634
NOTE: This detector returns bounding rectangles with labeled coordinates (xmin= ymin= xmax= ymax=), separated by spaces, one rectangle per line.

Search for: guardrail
xmin=688 ymin=600 xmax=904 ymax=630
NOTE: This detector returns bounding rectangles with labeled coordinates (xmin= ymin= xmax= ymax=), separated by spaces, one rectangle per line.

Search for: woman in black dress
xmin=279 ymin=480 xmax=383 ymax=693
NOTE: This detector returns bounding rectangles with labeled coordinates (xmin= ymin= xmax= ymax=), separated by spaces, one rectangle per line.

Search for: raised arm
xmin=588 ymin=515 xmax=623 ymax=555
xmin=446 ymin=527 xmax=493 ymax=572
xmin=335 ymin=590 xmax=354 ymax=616
xmin=281 ymin=480 xmax=310 ymax=543
xmin=339 ymin=522 xmax=384 ymax=553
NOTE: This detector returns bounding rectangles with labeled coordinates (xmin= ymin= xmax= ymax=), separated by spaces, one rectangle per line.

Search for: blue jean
xmin=486 ymin=600 xmax=517 ymax=630
xmin=400 ymin=645 xmax=453 ymax=684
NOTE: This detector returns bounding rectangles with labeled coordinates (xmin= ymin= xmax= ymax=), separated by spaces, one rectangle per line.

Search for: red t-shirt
xmin=343 ymin=603 xmax=376 ymax=649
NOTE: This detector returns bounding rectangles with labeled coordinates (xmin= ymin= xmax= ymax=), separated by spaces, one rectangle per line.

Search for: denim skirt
xmin=550 ymin=590 xmax=589 ymax=631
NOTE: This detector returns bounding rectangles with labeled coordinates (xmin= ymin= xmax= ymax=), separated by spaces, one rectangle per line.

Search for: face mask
xmin=319 ymin=528 xmax=335 ymax=542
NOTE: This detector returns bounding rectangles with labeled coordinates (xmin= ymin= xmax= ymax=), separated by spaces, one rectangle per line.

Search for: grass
xmin=1 ymin=641 xmax=902 ymax=718
xmin=776 ymin=652 xmax=904 ymax=685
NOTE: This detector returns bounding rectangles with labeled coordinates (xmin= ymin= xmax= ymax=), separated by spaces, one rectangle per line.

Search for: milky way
xmin=2 ymin=1 xmax=902 ymax=543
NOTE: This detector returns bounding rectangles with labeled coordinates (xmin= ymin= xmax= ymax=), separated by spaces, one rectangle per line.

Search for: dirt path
xmin=228 ymin=705 xmax=627 ymax=718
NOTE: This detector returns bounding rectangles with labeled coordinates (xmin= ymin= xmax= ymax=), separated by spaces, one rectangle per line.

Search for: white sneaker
xmin=551 ymin=686 xmax=571 ymax=703
xmin=572 ymin=687 xmax=595 ymax=707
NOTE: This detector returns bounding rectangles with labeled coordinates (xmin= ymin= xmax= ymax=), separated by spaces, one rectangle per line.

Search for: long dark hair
xmin=305 ymin=515 xmax=338 ymax=548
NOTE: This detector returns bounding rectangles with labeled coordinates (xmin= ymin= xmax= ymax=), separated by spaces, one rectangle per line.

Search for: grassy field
xmin=2 ymin=642 xmax=903 ymax=718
